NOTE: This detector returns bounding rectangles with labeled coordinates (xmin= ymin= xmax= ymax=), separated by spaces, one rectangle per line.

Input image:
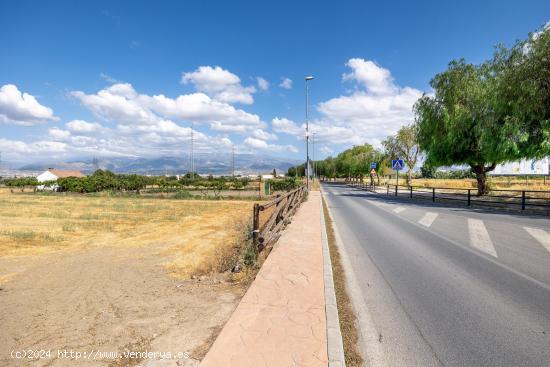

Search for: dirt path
xmin=0 ymin=242 xmax=242 ymax=367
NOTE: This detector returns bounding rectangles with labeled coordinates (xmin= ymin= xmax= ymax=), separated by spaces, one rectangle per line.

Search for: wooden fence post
xmin=253 ymin=203 xmax=260 ymax=249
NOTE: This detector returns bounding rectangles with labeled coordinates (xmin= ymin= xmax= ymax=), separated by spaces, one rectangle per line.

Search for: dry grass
xmin=384 ymin=178 xmax=550 ymax=192
xmin=0 ymin=188 xmax=253 ymax=278
xmin=322 ymin=197 xmax=363 ymax=367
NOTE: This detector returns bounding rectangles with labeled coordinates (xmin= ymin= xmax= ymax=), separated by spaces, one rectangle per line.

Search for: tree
xmin=420 ymin=165 xmax=436 ymax=179
xmin=382 ymin=124 xmax=420 ymax=184
xmin=416 ymin=24 xmax=550 ymax=195
xmin=415 ymin=60 xmax=507 ymax=195
xmin=493 ymin=24 xmax=550 ymax=159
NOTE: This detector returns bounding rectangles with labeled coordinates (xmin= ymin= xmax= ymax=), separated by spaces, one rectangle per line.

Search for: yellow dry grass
xmin=0 ymin=188 xmax=253 ymax=278
xmin=387 ymin=178 xmax=550 ymax=192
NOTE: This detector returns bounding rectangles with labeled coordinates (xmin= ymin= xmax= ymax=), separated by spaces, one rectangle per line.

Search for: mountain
xmin=18 ymin=154 xmax=301 ymax=176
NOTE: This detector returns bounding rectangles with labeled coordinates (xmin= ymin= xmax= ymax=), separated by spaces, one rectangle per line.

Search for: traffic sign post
xmin=370 ymin=162 xmax=377 ymax=169
xmin=392 ymin=159 xmax=404 ymax=194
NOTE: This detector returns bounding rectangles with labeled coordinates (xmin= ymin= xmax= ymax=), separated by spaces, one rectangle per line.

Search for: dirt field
xmin=0 ymin=190 xmax=253 ymax=366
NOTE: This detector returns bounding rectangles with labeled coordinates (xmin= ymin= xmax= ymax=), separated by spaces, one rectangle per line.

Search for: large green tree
xmin=416 ymin=24 xmax=550 ymax=195
xmin=382 ymin=124 xmax=420 ymax=184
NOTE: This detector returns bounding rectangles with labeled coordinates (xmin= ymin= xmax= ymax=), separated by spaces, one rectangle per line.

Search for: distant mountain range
xmin=17 ymin=154 xmax=302 ymax=176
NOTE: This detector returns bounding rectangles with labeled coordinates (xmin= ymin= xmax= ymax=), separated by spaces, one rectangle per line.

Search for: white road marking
xmin=393 ymin=206 xmax=406 ymax=213
xmin=524 ymin=227 xmax=550 ymax=253
xmin=468 ymin=218 xmax=498 ymax=257
xmin=418 ymin=212 xmax=438 ymax=227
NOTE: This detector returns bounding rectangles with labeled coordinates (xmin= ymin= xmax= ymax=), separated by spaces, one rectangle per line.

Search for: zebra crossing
xmin=418 ymin=212 xmax=438 ymax=227
xmin=323 ymin=188 xmax=550 ymax=260
xmin=380 ymin=203 xmax=550 ymax=258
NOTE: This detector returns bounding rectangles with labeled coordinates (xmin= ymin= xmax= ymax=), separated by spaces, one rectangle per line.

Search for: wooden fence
xmin=252 ymin=185 xmax=307 ymax=251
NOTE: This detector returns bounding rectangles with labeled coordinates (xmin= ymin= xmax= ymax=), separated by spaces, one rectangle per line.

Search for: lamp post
xmin=312 ymin=132 xmax=316 ymax=182
xmin=305 ymin=76 xmax=313 ymax=190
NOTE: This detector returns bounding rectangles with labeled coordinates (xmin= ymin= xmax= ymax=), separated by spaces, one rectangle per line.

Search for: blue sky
xmin=1 ymin=0 xmax=549 ymax=166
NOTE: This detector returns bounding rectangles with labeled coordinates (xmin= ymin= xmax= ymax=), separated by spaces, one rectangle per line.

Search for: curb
xmin=320 ymin=195 xmax=346 ymax=367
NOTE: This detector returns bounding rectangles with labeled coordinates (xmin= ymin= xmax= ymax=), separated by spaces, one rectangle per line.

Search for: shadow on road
xmin=321 ymin=182 xmax=550 ymax=221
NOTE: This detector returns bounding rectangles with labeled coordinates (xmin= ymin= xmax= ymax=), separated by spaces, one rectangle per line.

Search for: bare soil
xmin=0 ymin=241 xmax=244 ymax=367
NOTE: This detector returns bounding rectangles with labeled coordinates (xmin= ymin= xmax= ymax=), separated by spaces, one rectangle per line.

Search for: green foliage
xmin=420 ymin=165 xmax=436 ymax=179
xmin=4 ymin=177 xmax=38 ymax=188
xmin=290 ymin=144 xmax=385 ymax=179
xmin=382 ymin=124 xmax=420 ymax=183
xmin=267 ymin=177 xmax=302 ymax=191
xmin=415 ymin=24 xmax=550 ymax=194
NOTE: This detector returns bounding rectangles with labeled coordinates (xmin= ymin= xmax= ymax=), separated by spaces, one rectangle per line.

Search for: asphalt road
xmin=322 ymin=182 xmax=550 ymax=367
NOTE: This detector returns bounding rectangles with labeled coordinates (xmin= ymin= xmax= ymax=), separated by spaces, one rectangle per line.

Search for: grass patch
xmin=0 ymin=189 xmax=254 ymax=280
xmin=322 ymin=197 xmax=363 ymax=367
xmin=3 ymin=230 xmax=36 ymax=241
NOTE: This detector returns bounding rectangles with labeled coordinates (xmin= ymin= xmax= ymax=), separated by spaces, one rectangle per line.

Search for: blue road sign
xmin=392 ymin=159 xmax=404 ymax=170
xmin=370 ymin=162 xmax=377 ymax=169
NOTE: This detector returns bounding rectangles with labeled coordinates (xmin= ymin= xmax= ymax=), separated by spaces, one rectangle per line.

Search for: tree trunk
xmin=471 ymin=163 xmax=496 ymax=196
xmin=407 ymin=169 xmax=412 ymax=185
xmin=475 ymin=171 xmax=488 ymax=196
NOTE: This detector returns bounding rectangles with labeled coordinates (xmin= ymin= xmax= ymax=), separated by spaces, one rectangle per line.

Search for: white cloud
xmin=243 ymin=137 xmax=298 ymax=153
xmin=279 ymin=77 xmax=293 ymax=89
xmin=143 ymin=92 xmax=264 ymax=132
xmin=252 ymin=128 xmax=278 ymax=141
xmin=257 ymin=77 xmax=269 ymax=91
xmin=317 ymin=58 xmax=423 ymax=146
xmin=66 ymin=120 xmax=105 ymax=133
xmin=0 ymin=84 xmax=58 ymax=126
xmin=272 ymin=117 xmax=303 ymax=136
xmin=48 ymin=128 xmax=71 ymax=139
xmin=181 ymin=65 xmax=256 ymax=104
xmin=342 ymin=58 xmax=396 ymax=95
xmin=99 ymin=73 xmax=118 ymax=84
xmin=273 ymin=59 xmax=424 ymax=154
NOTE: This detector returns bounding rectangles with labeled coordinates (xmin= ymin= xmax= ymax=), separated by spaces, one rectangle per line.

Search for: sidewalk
xmin=200 ymin=191 xmax=329 ymax=367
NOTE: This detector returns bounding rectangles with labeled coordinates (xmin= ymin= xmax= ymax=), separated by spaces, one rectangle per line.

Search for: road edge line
xmin=322 ymin=191 xmax=387 ymax=367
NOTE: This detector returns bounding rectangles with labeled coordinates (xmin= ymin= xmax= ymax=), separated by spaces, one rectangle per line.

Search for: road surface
xmin=322 ymin=182 xmax=550 ymax=367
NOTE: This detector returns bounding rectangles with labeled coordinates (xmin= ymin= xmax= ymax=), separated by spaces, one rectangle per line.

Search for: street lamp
xmin=312 ymin=132 xmax=317 ymax=182
xmin=305 ymin=76 xmax=314 ymax=190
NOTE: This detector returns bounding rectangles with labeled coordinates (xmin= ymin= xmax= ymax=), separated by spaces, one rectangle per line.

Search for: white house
xmin=37 ymin=168 xmax=86 ymax=190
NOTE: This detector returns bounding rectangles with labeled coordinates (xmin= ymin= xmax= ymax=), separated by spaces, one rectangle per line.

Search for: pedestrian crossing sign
xmin=392 ymin=159 xmax=404 ymax=170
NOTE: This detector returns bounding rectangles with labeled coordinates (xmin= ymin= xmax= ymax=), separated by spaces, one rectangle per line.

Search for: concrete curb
xmin=320 ymin=195 xmax=346 ymax=367
xmin=322 ymin=190 xmax=387 ymax=367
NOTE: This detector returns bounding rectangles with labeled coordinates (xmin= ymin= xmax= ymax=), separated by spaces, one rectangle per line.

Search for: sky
xmin=1 ymin=0 xmax=549 ymax=167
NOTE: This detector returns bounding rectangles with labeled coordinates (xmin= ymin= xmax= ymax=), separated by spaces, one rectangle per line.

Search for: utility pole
xmin=190 ymin=122 xmax=195 ymax=180
xmin=231 ymin=144 xmax=235 ymax=177
xmin=305 ymin=76 xmax=314 ymax=191
xmin=92 ymin=156 xmax=99 ymax=171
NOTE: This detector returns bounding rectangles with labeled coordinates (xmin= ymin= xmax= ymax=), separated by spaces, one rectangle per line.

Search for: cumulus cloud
xmin=342 ymin=58 xmax=396 ymax=95
xmin=66 ymin=120 xmax=105 ymax=133
xmin=256 ymin=77 xmax=269 ymax=91
xmin=48 ymin=128 xmax=71 ymax=139
xmin=243 ymin=137 xmax=297 ymax=153
xmin=279 ymin=77 xmax=293 ymax=89
xmin=273 ymin=59 xmax=423 ymax=154
xmin=251 ymin=128 xmax=278 ymax=141
xmin=0 ymin=84 xmax=58 ymax=125
xmin=70 ymin=83 xmax=265 ymax=136
xmin=181 ymin=65 xmax=256 ymax=104
xmin=272 ymin=117 xmax=303 ymax=136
